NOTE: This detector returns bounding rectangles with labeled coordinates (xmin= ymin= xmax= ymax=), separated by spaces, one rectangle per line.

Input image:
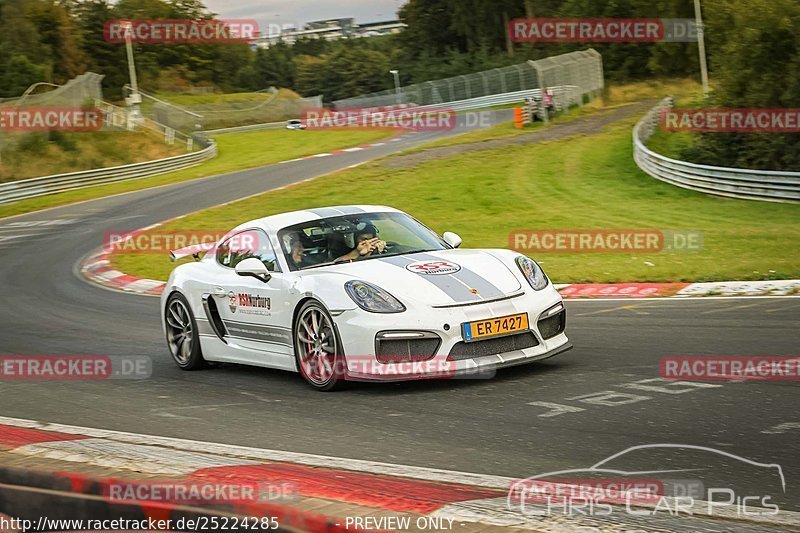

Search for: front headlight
xmin=515 ymin=256 xmax=549 ymax=291
xmin=345 ymin=280 xmax=406 ymax=313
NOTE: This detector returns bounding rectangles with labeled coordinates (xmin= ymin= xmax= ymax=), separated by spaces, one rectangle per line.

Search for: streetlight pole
xmin=389 ymin=70 xmax=401 ymax=105
xmin=694 ymin=0 xmax=710 ymax=97
xmin=124 ymin=22 xmax=142 ymax=127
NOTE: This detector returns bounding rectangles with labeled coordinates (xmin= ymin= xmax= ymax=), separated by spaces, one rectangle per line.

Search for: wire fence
xmin=125 ymin=86 xmax=323 ymax=132
xmin=0 ymin=73 xmax=105 ymax=153
xmin=333 ymin=49 xmax=604 ymax=110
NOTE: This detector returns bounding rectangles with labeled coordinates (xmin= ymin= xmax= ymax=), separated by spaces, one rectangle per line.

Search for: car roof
xmin=232 ymin=205 xmax=403 ymax=233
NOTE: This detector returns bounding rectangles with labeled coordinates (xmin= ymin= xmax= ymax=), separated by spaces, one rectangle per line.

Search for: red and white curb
xmin=81 ymin=249 xmax=166 ymax=296
xmin=556 ymin=280 xmax=800 ymax=298
xmin=0 ymin=417 xmax=796 ymax=531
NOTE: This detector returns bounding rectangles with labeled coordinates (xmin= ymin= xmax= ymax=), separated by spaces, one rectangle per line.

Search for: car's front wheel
xmin=294 ymin=300 xmax=345 ymax=391
xmin=165 ymin=292 xmax=206 ymax=370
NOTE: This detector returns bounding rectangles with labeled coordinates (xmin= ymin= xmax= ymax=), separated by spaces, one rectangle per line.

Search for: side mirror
xmin=235 ymin=257 xmax=271 ymax=283
xmin=443 ymin=231 xmax=462 ymax=248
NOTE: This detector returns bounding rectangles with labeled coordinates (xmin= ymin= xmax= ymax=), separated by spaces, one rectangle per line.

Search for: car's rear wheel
xmin=294 ymin=300 xmax=345 ymax=391
xmin=165 ymin=292 xmax=206 ymax=370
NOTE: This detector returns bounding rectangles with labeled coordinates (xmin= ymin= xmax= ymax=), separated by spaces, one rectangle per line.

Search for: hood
xmin=303 ymin=249 xmax=523 ymax=307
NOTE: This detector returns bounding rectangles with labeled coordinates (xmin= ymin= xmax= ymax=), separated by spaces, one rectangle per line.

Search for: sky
xmin=202 ymin=0 xmax=406 ymax=29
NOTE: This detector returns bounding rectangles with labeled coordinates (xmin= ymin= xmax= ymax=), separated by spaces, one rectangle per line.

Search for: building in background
xmin=253 ymin=18 xmax=405 ymax=48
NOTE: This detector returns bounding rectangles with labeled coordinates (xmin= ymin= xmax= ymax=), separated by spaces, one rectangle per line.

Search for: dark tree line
xmin=1 ymin=0 xmax=798 ymax=168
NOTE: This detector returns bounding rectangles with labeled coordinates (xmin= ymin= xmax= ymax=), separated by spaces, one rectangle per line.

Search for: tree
xmin=27 ymin=0 xmax=87 ymax=83
xmin=74 ymin=0 xmax=128 ymax=99
xmin=0 ymin=55 xmax=48 ymax=97
xmin=254 ymin=42 xmax=295 ymax=89
xmin=681 ymin=0 xmax=800 ymax=170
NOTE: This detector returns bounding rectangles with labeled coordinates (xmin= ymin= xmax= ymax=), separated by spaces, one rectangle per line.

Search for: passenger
xmin=336 ymin=224 xmax=386 ymax=262
xmin=288 ymin=235 xmax=313 ymax=269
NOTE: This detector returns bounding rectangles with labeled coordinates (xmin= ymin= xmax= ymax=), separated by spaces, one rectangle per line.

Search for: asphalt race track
xmin=0 ymin=116 xmax=798 ymax=515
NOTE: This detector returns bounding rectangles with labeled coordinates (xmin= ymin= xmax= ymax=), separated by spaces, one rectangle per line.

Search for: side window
xmin=216 ymin=230 xmax=280 ymax=272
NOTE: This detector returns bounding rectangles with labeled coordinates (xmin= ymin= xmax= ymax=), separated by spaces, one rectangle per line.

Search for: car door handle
xmin=213 ymin=287 xmax=226 ymax=297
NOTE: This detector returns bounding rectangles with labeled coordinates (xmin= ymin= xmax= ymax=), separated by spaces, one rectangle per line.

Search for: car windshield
xmin=278 ymin=212 xmax=448 ymax=271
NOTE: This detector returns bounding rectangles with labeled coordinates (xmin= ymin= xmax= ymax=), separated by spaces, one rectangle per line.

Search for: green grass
xmin=0 ymin=128 xmax=393 ymax=220
xmin=646 ymin=128 xmax=697 ymax=159
xmin=408 ymin=104 xmax=609 ymax=152
xmin=0 ymin=130 xmax=184 ymax=182
xmin=113 ymin=115 xmax=800 ymax=284
xmin=643 ymin=91 xmax=707 ymax=160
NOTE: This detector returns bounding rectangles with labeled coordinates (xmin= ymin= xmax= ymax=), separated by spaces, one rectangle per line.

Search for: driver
xmin=288 ymin=234 xmax=313 ymax=269
xmin=336 ymin=223 xmax=387 ymax=262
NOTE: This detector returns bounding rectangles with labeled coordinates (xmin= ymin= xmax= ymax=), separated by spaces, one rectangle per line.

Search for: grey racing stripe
xmin=377 ymin=255 xmax=480 ymax=303
xmin=412 ymin=252 xmax=505 ymax=300
xmin=335 ymin=206 xmax=366 ymax=214
xmin=306 ymin=207 xmax=344 ymax=218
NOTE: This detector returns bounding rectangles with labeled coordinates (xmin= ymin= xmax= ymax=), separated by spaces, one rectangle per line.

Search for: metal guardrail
xmin=412 ymin=86 xmax=580 ymax=113
xmin=0 ymin=136 xmax=216 ymax=205
xmin=633 ymin=97 xmax=800 ymax=203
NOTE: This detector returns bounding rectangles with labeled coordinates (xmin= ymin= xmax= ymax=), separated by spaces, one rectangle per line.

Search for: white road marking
xmin=567 ymin=390 xmax=651 ymax=407
xmin=762 ymin=422 xmax=800 ymax=435
xmin=3 ymin=218 xmax=75 ymax=227
xmin=526 ymin=401 xmax=586 ymax=418
xmin=0 ymin=416 xmax=512 ymax=488
xmin=13 ymin=438 xmax=259 ymax=475
xmin=619 ymin=378 xmax=722 ymax=395
xmin=527 ymin=379 xmax=728 ymax=418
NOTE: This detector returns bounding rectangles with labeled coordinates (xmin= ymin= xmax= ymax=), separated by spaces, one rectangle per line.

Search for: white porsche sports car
xmin=162 ymin=206 xmax=571 ymax=391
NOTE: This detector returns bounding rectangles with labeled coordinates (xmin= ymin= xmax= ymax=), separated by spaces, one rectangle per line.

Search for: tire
xmin=165 ymin=292 xmax=206 ymax=370
xmin=293 ymin=300 xmax=346 ymax=391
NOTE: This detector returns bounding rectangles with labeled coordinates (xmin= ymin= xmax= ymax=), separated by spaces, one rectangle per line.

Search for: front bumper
xmin=334 ymin=285 xmax=571 ymax=382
